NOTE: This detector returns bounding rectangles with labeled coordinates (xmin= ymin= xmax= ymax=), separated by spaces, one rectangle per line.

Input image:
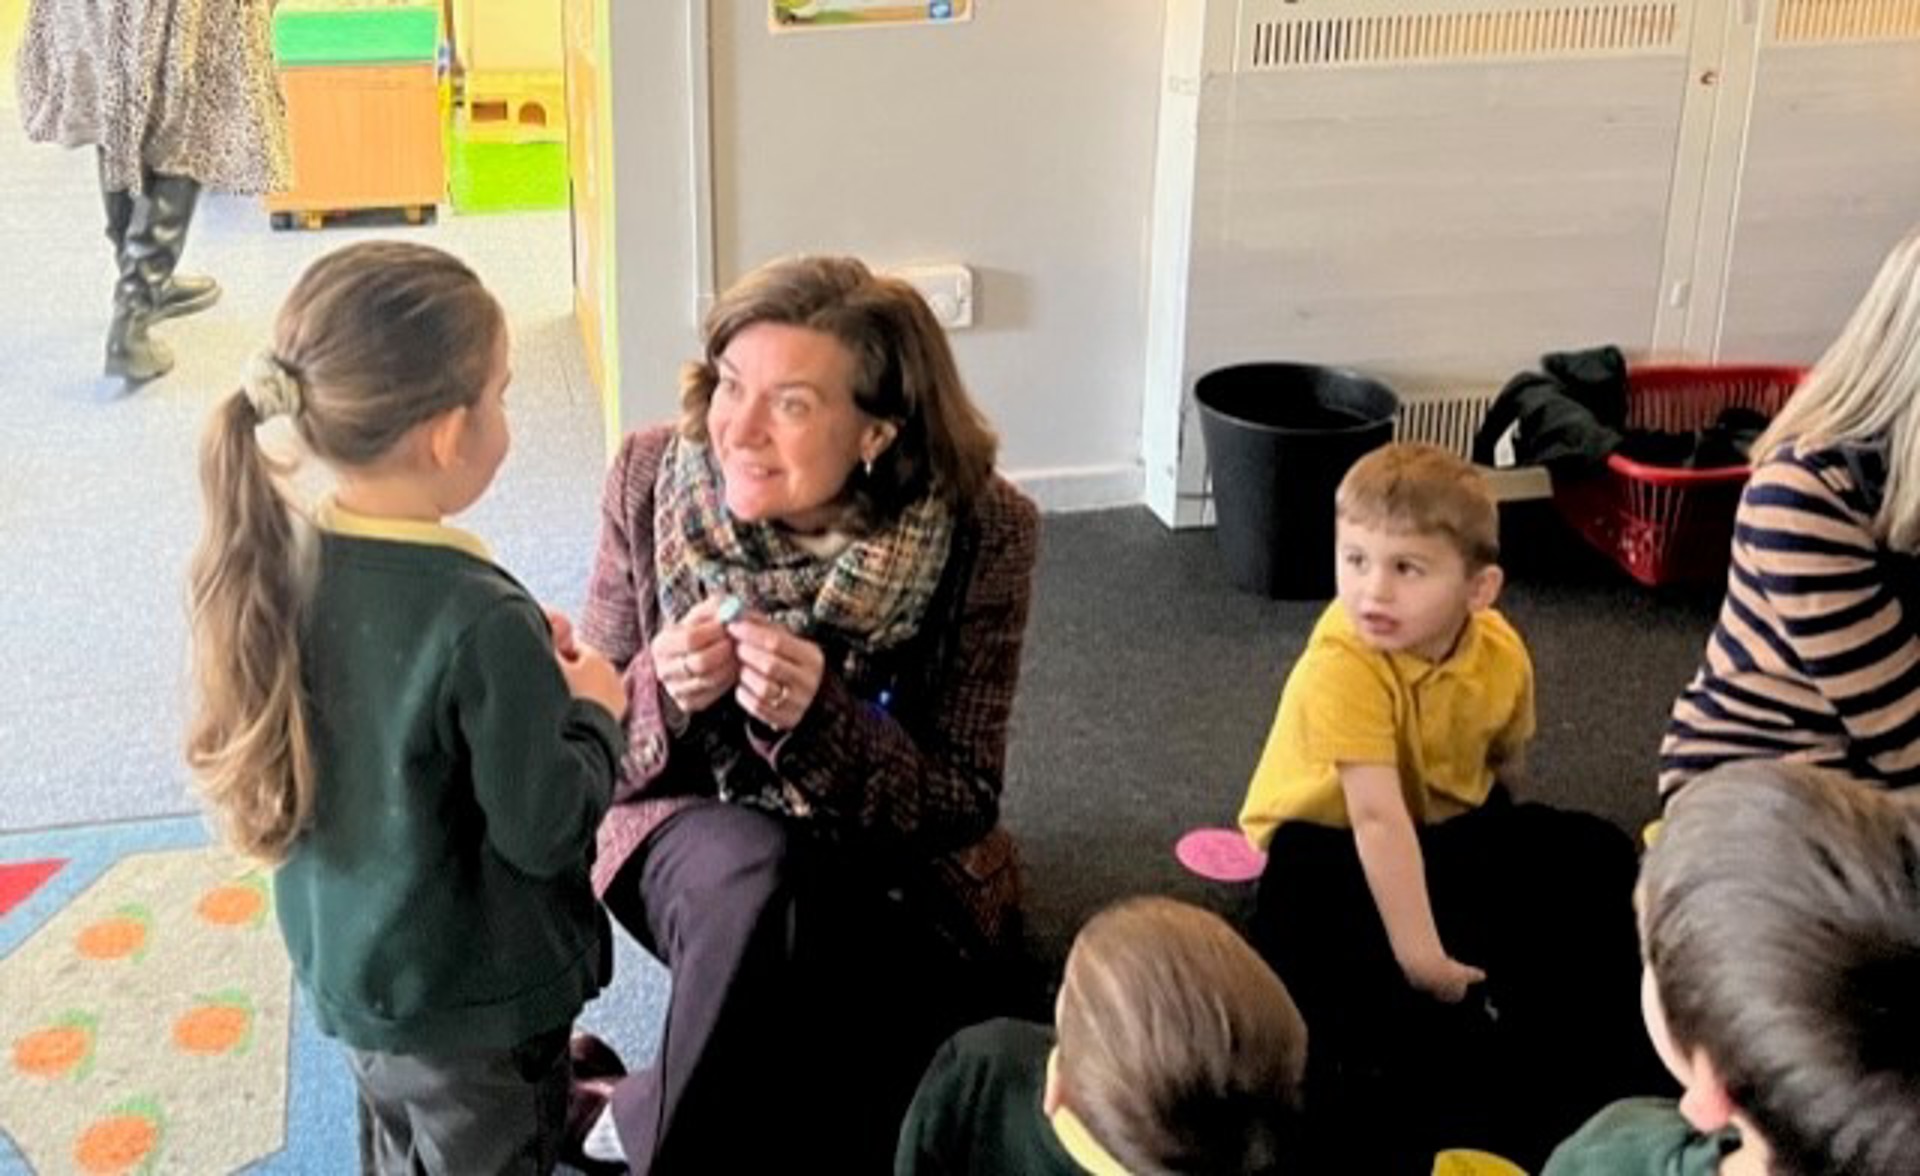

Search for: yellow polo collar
xmin=1046 ymin=1049 xmax=1132 ymax=1176
xmin=312 ymin=497 xmax=492 ymax=562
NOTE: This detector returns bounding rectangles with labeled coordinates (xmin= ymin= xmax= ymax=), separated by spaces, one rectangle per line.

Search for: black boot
xmin=101 ymin=156 xmax=223 ymax=322
xmin=140 ymin=171 xmax=220 ymax=321
xmin=100 ymin=152 xmax=133 ymax=253
xmin=104 ymin=177 xmax=197 ymax=381
xmin=105 ymin=289 xmax=173 ymax=382
xmin=101 ymin=177 xmax=219 ymax=383
xmin=157 ymin=276 xmax=220 ymax=320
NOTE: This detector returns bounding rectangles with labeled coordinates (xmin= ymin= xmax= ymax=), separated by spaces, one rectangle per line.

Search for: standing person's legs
xmin=98 ymin=150 xmax=133 ymax=254
xmin=132 ymin=168 xmax=219 ymax=320
xmin=345 ymin=1027 xmax=570 ymax=1176
xmin=103 ymin=166 xmax=218 ymax=381
xmin=103 ymin=174 xmax=178 ymax=381
xmin=600 ymin=802 xmax=802 ymax=1174
xmin=98 ymin=151 xmax=221 ymax=319
xmin=95 ymin=148 xmax=170 ymax=381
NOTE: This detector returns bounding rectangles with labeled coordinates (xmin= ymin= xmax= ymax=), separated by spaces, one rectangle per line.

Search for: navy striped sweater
xmin=1661 ymin=441 xmax=1920 ymax=795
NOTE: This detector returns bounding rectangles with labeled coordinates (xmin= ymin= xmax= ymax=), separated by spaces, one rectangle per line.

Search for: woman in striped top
xmin=1662 ymin=227 xmax=1920 ymax=797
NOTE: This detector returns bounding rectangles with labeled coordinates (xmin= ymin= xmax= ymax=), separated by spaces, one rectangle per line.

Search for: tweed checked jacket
xmin=580 ymin=426 xmax=1039 ymax=959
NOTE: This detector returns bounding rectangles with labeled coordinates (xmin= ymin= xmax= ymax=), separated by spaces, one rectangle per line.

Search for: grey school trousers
xmin=346 ymin=1027 xmax=570 ymax=1175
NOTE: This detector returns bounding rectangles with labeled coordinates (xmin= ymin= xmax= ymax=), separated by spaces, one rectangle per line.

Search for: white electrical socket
xmin=889 ymin=262 xmax=974 ymax=329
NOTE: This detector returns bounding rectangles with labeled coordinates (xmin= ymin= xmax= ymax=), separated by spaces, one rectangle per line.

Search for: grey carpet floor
xmin=1006 ymin=501 xmax=1720 ymax=973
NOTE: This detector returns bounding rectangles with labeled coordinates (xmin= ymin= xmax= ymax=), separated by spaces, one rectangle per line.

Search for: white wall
xmin=611 ymin=1 xmax=1167 ymax=511
xmin=1142 ymin=0 xmax=1920 ymax=525
xmin=1714 ymin=42 xmax=1920 ymax=362
xmin=604 ymin=1 xmax=704 ymax=430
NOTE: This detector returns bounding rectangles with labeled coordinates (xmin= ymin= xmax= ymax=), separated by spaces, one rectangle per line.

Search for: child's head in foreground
xmin=1047 ymin=896 xmax=1307 ymax=1174
xmin=265 ymin=239 xmax=511 ymax=497
xmin=1333 ymin=442 xmax=1502 ymax=660
xmin=1640 ymin=761 xmax=1920 ymax=1175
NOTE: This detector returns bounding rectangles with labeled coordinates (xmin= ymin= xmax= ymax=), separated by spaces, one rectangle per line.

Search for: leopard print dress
xmin=16 ymin=0 xmax=291 ymax=195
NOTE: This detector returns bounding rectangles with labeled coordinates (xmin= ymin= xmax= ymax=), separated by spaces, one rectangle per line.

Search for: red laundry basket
xmin=1550 ymin=365 xmax=1806 ymax=587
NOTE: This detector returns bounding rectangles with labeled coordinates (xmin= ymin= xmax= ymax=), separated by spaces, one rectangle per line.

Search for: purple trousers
xmin=602 ymin=801 xmax=1001 ymax=1174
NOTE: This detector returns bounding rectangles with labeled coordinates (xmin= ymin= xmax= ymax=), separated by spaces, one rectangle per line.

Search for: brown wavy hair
xmin=186 ymin=242 xmax=503 ymax=862
xmin=1056 ymin=896 xmax=1308 ymax=1174
xmin=1645 ymin=761 xmax=1920 ymax=1176
xmin=679 ymin=255 xmax=998 ymax=531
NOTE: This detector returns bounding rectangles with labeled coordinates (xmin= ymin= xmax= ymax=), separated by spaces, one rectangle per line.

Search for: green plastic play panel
xmin=274 ymin=0 xmax=440 ymax=67
xmin=448 ymin=138 xmax=569 ymax=215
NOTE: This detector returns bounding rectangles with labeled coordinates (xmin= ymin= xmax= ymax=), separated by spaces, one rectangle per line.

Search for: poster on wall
xmin=771 ymin=0 xmax=970 ymax=33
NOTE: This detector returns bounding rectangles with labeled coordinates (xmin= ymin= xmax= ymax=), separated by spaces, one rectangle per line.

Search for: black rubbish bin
xmin=1196 ymin=362 xmax=1399 ymax=599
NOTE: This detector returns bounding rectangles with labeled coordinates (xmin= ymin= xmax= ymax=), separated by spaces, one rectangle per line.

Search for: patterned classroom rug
xmin=0 ymin=817 xmax=355 ymax=1174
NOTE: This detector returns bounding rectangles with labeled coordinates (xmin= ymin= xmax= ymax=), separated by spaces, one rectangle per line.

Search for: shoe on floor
xmin=154 ymin=274 xmax=221 ymax=320
xmin=560 ymin=1073 xmax=627 ymax=1176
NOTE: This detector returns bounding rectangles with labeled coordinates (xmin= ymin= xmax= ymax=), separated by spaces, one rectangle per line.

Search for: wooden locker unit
xmin=268 ymin=0 xmax=446 ymax=225
xmin=269 ymin=64 xmax=445 ymax=224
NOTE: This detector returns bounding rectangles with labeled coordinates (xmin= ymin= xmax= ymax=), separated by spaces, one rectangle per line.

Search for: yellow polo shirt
xmin=1238 ymin=601 xmax=1534 ymax=849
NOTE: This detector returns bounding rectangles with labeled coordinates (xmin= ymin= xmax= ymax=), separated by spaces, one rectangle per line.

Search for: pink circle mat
xmin=1174 ymin=827 xmax=1267 ymax=883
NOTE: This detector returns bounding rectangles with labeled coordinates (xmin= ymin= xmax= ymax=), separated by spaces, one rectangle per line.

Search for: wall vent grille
xmin=1246 ymin=3 xmax=1682 ymax=68
xmin=1395 ymin=390 xmax=1500 ymax=458
xmin=1775 ymin=0 xmax=1920 ymax=43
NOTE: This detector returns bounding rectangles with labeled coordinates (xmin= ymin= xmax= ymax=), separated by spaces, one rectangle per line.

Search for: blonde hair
xmin=1754 ymin=226 xmax=1920 ymax=550
xmin=1335 ymin=442 xmax=1500 ymax=568
xmin=186 ymin=242 xmax=504 ymax=863
xmin=1055 ymin=897 xmax=1307 ymax=1174
xmin=679 ymin=255 xmax=998 ymax=530
xmin=1643 ymin=762 xmax=1920 ymax=1176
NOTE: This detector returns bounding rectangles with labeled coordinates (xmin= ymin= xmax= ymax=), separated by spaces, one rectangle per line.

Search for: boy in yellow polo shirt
xmin=1239 ymin=443 xmax=1652 ymax=1170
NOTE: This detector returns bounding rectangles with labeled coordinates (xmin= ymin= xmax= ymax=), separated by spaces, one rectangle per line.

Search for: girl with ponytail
xmin=186 ymin=240 xmax=627 ymax=1174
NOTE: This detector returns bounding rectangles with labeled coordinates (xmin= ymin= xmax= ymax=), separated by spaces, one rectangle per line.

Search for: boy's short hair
xmin=1335 ymin=443 xmax=1500 ymax=569
xmin=1055 ymin=896 xmax=1307 ymax=1174
xmin=1642 ymin=762 xmax=1920 ymax=1176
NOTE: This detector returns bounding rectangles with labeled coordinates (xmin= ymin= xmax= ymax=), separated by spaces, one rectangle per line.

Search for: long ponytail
xmin=186 ymin=392 xmax=313 ymax=863
xmin=185 ymin=240 xmax=504 ymax=862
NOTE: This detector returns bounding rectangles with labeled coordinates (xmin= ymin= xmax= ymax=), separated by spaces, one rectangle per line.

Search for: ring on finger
xmin=770 ymin=679 xmax=789 ymax=707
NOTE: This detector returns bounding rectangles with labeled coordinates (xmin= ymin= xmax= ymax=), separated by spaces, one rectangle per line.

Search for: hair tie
xmin=243 ymin=351 xmax=303 ymax=420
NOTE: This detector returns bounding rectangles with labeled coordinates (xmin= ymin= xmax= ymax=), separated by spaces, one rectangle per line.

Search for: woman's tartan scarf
xmin=652 ymin=433 xmax=954 ymax=815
